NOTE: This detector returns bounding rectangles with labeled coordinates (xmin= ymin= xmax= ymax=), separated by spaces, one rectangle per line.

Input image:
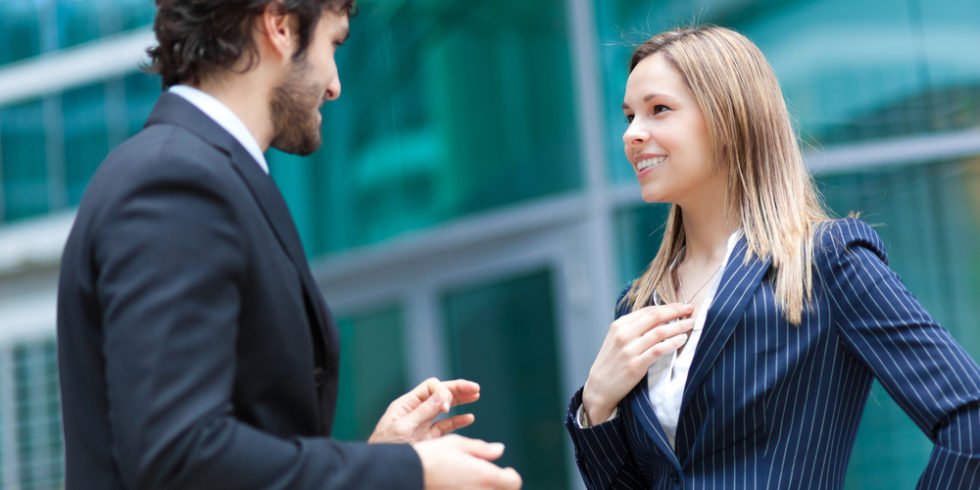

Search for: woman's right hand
xmin=582 ymin=303 xmax=695 ymax=425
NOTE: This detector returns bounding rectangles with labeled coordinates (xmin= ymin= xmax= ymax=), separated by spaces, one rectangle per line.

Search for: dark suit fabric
xmin=57 ymin=93 xmax=422 ymax=490
xmin=566 ymin=219 xmax=980 ymax=489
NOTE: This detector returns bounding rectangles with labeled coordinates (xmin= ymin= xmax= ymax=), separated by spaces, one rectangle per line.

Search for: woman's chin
xmin=639 ymin=189 xmax=669 ymax=204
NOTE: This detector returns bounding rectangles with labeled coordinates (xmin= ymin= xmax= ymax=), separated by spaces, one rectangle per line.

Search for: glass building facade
xmin=0 ymin=0 xmax=977 ymax=489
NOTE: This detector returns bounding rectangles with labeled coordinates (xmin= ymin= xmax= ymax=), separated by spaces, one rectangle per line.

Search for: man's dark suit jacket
xmin=57 ymin=93 xmax=422 ymax=490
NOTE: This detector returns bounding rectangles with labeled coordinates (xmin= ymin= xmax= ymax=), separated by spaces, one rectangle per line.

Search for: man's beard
xmin=269 ymin=58 xmax=324 ymax=156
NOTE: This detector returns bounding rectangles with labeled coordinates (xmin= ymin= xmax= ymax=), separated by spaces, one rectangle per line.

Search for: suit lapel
xmin=675 ymin=237 xmax=771 ymax=456
xmin=226 ymin=144 xmax=333 ymax=337
xmin=627 ymin=377 xmax=682 ymax=472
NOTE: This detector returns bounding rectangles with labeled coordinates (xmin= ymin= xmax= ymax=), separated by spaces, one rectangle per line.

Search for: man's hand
xmin=414 ymin=435 xmax=522 ymax=489
xmin=369 ymin=378 xmax=479 ymax=444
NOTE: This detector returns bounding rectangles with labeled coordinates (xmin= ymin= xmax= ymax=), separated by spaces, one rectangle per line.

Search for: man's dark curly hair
xmin=147 ymin=0 xmax=356 ymax=89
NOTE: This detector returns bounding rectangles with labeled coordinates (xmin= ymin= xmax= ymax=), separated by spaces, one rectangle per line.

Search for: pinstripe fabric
xmin=565 ymin=219 xmax=980 ymax=489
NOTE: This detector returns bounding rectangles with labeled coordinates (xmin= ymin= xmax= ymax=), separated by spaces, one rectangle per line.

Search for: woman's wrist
xmin=581 ymin=384 xmax=614 ymax=425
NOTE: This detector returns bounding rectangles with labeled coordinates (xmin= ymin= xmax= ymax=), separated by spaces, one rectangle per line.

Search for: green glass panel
xmin=123 ymin=72 xmax=162 ymax=136
xmin=816 ymin=157 xmax=980 ymax=358
xmin=302 ymin=0 xmax=582 ymax=255
xmin=62 ymin=83 xmax=110 ymax=205
xmin=58 ymin=1 xmax=103 ymax=48
xmin=0 ymin=3 xmax=42 ymax=65
xmin=613 ymin=202 xmax=671 ymax=285
xmin=441 ymin=268 xmax=569 ymax=490
xmin=596 ymin=0 xmax=980 ymax=182
xmin=59 ymin=0 xmax=155 ymax=48
xmin=269 ymin=151 xmax=318 ymax=256
xmin=1 ymin=99 xmax=49 ymax=223
xmin=332 ymin=306 xmax=408 ymax=441
xmin=13 ymin=338 xmax=63 ymax=490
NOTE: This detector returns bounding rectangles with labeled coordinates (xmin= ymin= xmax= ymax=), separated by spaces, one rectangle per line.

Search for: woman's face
xmin=622 ymin=53 xmax=721 ymax=205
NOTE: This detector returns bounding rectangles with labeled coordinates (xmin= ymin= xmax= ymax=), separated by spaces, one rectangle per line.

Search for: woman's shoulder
xmin=813 ymin=217 xmax=889 ymax=267
xmin=614 ymin=283 xmax=633 ymax=319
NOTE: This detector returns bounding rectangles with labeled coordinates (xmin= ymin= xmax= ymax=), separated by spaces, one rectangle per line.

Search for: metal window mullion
xmin=565 ymin=0 xmax=608 ymax=488
xmin=405 ymin=286 xmax=449 ymax=386
xmin=0 ymin=345 xmax=19 ymax=490
xmin=43 ymin=95 xmax=67 ymax=212
xmin=567 ymin=0 xmax=616 ymax=331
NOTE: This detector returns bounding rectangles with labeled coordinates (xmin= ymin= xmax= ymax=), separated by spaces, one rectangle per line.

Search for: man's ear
xmin=256 ymin=2 xmax=297 ymax=62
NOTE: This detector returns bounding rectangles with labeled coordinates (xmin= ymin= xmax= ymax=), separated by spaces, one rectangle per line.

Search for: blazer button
xmin=313 ymin=367 xmax=326 ymax=386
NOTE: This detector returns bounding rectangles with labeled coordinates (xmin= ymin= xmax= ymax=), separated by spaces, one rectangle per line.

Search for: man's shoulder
xmin=76 ymin=122 xmax=241 ymax=226
xmin=107 ymin=122 xmax=230 ymax=174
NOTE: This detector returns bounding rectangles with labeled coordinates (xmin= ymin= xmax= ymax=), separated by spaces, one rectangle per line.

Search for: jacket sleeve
xmin=93 ymin=156 xmax=421 ymax=490
xmin=565 ymin=388 xmax=649 ymax=489
xmin=820 ymin=219 xmax=980 ymax=490
xmin=564 ymin=286 xmax=649 ymax=489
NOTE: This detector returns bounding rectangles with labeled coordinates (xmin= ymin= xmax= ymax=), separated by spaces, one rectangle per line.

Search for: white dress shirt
xmin=168 ymin=85 xmax=269 ymax=174
xmin=578 ymin=230 xmax=743 ymax=451
xmin=647 ymin=230 xmax=742 ymax=448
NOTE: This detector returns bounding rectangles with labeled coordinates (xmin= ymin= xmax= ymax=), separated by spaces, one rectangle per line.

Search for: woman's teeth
xmin=637 ymin=156 xmax=667 ymax=171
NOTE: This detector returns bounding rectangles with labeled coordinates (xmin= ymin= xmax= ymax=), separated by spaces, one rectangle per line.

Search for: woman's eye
xmin=625 ymin=114 xmax=635 ymax=123
xmin=653 ymin=104 xmax=670 ymax=115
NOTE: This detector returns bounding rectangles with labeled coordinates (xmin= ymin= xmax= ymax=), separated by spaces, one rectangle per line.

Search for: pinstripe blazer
xmin=566 ymin=218 xmax=980 ymax=489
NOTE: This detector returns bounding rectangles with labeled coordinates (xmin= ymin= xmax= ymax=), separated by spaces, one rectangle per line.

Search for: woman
xmin=565 ymin=26 xmax=980 ymax=489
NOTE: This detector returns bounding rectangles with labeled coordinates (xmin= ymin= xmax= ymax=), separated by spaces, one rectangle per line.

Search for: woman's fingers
xmin=639 ymin=332 xmax=691 ymax=364
xmin=635 ymin=317 xmax=694 ymax=352
xmin=608 ymin=303 xmax=693 ymax=348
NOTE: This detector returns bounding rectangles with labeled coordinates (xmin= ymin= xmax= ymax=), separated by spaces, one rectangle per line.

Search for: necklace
xmin=675 ymin=260 xmax=725 ymax=304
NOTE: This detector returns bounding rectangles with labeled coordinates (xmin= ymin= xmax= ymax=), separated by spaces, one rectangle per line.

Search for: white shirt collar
xmin=168 ymin=85 xmax=269 ymax=174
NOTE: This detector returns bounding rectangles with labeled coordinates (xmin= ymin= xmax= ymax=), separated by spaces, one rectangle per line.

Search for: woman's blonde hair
xmin=621 ymin=26 xmax=829 ymax=325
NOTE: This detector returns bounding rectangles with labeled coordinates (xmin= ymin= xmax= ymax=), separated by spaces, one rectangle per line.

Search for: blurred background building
xmin=0 ymin=0 xmax=978 ymax=488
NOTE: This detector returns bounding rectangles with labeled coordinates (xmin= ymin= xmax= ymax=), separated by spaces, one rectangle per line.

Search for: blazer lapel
xmin=227 ymin=144 xmax=333 ymax=335
xmin=675 ymin=237 xmax=771 ymax=457
xmin=627 ymin=377 xmax=683 ymax=472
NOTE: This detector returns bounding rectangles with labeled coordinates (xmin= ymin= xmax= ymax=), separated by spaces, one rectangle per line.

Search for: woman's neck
xmin=679 ymin=201 xmax=738 ymax=267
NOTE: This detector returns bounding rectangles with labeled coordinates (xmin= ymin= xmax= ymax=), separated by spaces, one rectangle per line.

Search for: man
xmin=56 ymin=1 xmax=522 ymax=489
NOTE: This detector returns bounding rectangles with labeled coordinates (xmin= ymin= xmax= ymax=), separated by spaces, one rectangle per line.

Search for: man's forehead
xmin=320 ymin=9 xmax=350 ymax=31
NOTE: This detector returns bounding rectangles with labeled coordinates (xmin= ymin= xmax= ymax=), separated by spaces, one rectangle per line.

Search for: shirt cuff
xmin=576 ymin=405 xmax=619 ymax=428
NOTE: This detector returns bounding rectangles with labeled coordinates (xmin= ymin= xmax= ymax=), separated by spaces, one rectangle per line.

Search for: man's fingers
xmin=498 ymin=467 xmax=523 ymax=490
xmin=405 ymin=377 xmax=451 ymax=412
xmin=403 ymin=387 xmax=453 ymax=429
xmin=472 ymin=461 xmax=522 ymax=490
xmin=430 ymin=413 xmax=475 ymax=437
xmin=444 ymin=434 xmax=506 ymax=461
xmin=443 ymin=379 xmax=481 ymax=407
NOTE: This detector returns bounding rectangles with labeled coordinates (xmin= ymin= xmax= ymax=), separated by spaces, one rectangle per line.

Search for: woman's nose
xmin=623 ymin=122 xmax=648 ymax=147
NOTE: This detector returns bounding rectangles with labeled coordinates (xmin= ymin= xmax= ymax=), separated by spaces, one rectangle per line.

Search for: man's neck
xmin=193 ymin=76 xmax=273 ymax=151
